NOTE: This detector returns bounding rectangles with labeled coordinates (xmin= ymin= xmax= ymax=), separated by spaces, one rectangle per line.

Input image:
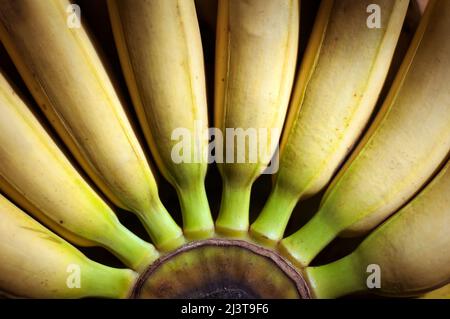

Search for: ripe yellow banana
xmin=0 ymin=0 xmax=183 ymax=251
xmin=108 ymin=0 xmax=214 ymax=239
xmin=214 ymin=0 xmax=299 ymax=236
xmin=0 ymin=193 xmax=137 ymax=299
xmin=251 ymin=0 xmax=409 ymax=243
xmin=0 ymin=71 xmax=157 ymax=271
xmin=281 ymin=0 xmax=450 ymax=267
xmin=305 ymin=159 xmax=450 ymax=298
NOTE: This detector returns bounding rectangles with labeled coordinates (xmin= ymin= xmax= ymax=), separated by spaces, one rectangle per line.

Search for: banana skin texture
xmin=214 ymin=0 xmax=300 ymax=236
xmin=251 ymin=0 xmax=409 ymax=243
xmin=0 ymin=71 xmax=158 ymax=272
xmin=108 ymin=0 xmax=214 ymax=240
xmin=280 ymin=0 xmax=450 ymax=267
xmin=0 ymin=194 xmax=137 ymax=299
xmin=306 ymin=159 xmax=450 ymax=298
xmin=0 ymin=0 xmax=183 ymax=251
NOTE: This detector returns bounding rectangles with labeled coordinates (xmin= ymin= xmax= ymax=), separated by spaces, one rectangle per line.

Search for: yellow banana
xmin=306 ymin=159 xmax=450 ymax=298
xmin=214 ymin=0 xmax=299 ymax=236
xmin=251 ymin=0 xmax=409 ymax=243
xmin=108 ymin=0 xmax=214 ymax=239
xmin=0 ymin=71 xmax=157 ymax=271
xmin=0 ymin=0 xmax=183 ymax=251
xmin=281 ymin=0 xmax=450 ymax=267
xmin=0 ymin=193 xmax=137 ymax=299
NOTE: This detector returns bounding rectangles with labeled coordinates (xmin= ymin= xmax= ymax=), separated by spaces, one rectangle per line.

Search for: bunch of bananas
xmin=0 ymin=0 xmax=448 ymax=299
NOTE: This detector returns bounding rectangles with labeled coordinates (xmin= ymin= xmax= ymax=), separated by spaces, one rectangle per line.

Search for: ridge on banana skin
xmin=0 ymin=194 xmax=137 ymax=299
xmin=214 ymin=0 xmax=299 ymax=236
xmin=280 ymin=0 xmax=450 ymax=267
xmin=306 ymin=160 xmax=450 ymax=299
xmin=0 ymin=71 xmax=158 ymax=271
xmin=251 ymin=0 xmax=409 ymax=243
xmin=0 ymin=0 xmax=183 ymax=251
xmin=108 ymin=0 xmax=214 ymax=239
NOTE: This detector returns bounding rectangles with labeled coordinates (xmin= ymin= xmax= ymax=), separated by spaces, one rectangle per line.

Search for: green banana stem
xmin=83 ymin=263 xmax=138 ymax=299
xmin=250 ymin=184 xmax=300 ymax=243
xmin=178 ymin=181 xmax=214 ymax=240
xmin=279 ymin=212 xmax=337 ymax=267
xmin=305 ymin=254 xmax=366 ymax=299
xmin=215 ymin=182 xmax=252 ymax=237
xmin=138 ymin=200 xmax=185 ymax=251
xmin=104 ymin=224 xmax=159 ymax=272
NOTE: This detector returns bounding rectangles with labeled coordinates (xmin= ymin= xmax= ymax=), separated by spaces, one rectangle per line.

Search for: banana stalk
xmin=305 ymin=159 xmax=450 ymax=298
xmin=251 ymin=0 xmax=409 ymax=243
xmin=214 ymin=0 xmax=299 ymax=236
xmin=0 ymin=71 xmax=157 ymax=271
xmin=0 ymin=0 xmax=183 ymax=251
xmin=280 ymin=0 xmax=450 ymax=267
xmin=0 ymin=193 xmax=137 ymax=299
xmin=108 ymin=0 xmax=214 ymax=239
